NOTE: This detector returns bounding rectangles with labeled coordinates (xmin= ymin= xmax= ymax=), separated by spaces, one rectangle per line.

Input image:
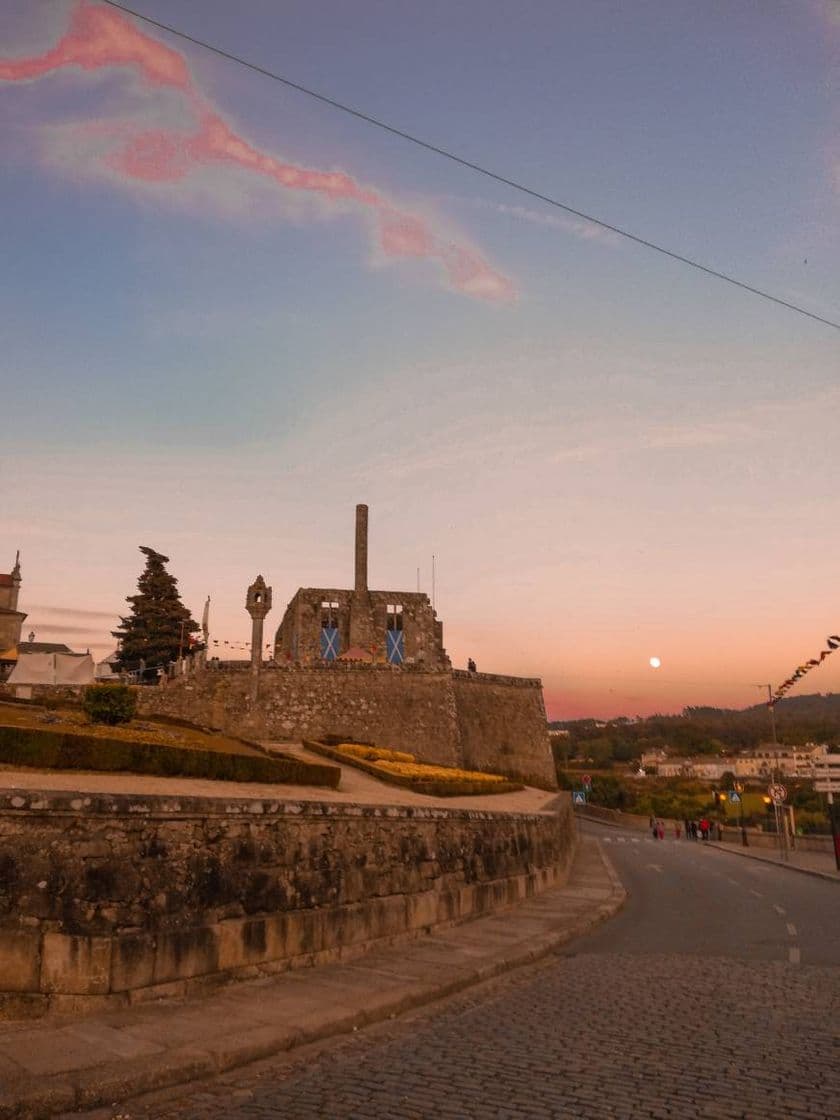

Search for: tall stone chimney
xmin=354 ymin=503 xmax=368 ymax=594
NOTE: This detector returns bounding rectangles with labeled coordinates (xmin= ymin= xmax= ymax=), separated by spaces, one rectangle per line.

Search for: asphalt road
xmin=108 ymin=822 xmax=840 ymax=1120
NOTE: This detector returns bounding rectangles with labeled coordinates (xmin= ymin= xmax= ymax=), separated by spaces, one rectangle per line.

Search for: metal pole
xmin=772 ymin=799 xmax=788 ymax=862
xmin=765 ymin=684 xmax=777 ymax=746
xmin=737 ymin=783 xmax=748 ymax=847
xmin=828 ymin=792 xmax=840 ymax=872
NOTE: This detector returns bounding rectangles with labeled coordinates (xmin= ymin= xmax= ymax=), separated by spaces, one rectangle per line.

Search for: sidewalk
xmin=707 ymin=838 xmax=840 ymax=882
xmin=0 ymin=836 xmax=624 ymax=1120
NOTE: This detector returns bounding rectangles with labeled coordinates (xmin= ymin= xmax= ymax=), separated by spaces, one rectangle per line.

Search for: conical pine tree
xmin=112 ymin=547 xmax=200 ymax=671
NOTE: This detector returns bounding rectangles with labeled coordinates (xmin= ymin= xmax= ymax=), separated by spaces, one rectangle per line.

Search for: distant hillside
xmin=550 ymin=693 xmax=840 ymax=764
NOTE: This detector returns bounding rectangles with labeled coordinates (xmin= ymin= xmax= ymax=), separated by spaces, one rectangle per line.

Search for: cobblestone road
xmin=75 ymin=824 xmax=837 ymax=1120
xmin=96 ymin=830 xmax=840 ymax=1120
xmin=100 ymin=824 xmax=840 ymax=1120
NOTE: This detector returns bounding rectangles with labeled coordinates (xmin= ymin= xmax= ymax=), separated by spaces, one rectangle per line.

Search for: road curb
xmin=0 ymin=842 xmax=625 ymax=1120
xmin=706 ymin=841 xmax=840 ymax=884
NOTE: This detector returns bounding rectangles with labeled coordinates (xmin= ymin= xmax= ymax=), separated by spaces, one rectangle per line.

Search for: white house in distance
xmin=640 ymin=744 xmax=828 ymax=781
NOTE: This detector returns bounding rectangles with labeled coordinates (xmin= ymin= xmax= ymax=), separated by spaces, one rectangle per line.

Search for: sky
xmin=2 ymin=0 xmax=839 ymax=720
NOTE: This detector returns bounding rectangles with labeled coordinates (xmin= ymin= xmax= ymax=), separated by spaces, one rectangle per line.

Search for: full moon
xmin=649 ymin=657 xmax=661 ymax=669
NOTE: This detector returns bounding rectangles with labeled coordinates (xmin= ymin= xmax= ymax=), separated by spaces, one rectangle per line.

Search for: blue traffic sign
xmin=728 ymin=791 xmax=741 ymax=804
xmin=573 ymin=791 xmax=587 ymax=805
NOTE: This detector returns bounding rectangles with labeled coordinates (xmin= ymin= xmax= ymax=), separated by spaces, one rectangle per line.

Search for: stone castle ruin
xmin=138 ymin=506 xmax=557 ymax=789
xmin=275 ymin=505 xmax=448 ymax=668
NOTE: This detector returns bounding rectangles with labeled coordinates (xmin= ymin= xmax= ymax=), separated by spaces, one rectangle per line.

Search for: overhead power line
xmin=101 ymin=0 xmax=840 ymax=331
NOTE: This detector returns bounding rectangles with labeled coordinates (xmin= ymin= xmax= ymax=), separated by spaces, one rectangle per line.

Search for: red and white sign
xmin=768 ymin=783 xmax=787 ymax=804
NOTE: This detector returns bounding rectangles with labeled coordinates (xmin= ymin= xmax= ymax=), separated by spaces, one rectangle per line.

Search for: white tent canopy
xmin=7 ymin=652 xmax=95 ymax=686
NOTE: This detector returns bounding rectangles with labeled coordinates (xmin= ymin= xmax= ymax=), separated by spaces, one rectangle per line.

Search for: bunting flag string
xmin=771 ymin=633 xmax=840 ymax=706
xmin=208 ymin=639 xmax=275 ymax=653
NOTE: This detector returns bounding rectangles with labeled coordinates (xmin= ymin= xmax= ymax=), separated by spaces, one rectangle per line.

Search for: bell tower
xmin=0 ymin=552 xmax=26 ymax=653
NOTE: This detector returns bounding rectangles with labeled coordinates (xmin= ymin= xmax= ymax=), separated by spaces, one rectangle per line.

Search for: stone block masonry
xmin=136 ymin=663 xmax=558 ymax=789
xmin=0 ymin=789 xmax=574 ymax=1018
xmin=451 ymin=670 xmax=555 ymax=789
xmin=138 ymin=665 xmax=462 ymax=767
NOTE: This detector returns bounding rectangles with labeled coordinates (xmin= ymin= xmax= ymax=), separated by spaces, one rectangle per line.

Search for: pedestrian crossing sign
xmin=728 ymin=791 xmax=741 ymax=803
xmin=573 ymin=791 xmax=586 ymax=805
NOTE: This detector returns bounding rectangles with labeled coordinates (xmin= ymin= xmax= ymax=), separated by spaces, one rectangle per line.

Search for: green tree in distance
xmin=113 ymin=547 xmax=200 ymax=671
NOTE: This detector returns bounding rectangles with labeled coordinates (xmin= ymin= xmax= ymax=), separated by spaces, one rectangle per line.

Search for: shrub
xmin=374 ymin=760 xmax=508 ymax=784
xmin=303 ymin=740 xmax=523 ymax=796
xmin=335 ymin=743 xmax=415 ymax=764
xmin=0 ymin=726 xmax=340 ymax=787
xmin=82 ymin=684 xmax=137 ymax=725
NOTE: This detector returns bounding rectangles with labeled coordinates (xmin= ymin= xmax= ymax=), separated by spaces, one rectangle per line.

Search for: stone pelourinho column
xmin=245 ymin=576 xmax=272 ymax=676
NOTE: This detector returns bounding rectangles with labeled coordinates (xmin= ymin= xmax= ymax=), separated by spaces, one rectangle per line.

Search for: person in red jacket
xmin=699 ymin=817 xmax=710 ymax=841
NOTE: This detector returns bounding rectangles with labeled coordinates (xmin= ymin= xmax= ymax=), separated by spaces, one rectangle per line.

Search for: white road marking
xmin=749 ymin=889 xmax=764 ymax=898
xmin=646 ymin=864 xmax=663 ymax=873
xmin=773 ymin=904 xmax=786 ymax=916
xmin=786 ymin=923 xmax=797 ymax=937
xmin=631 ymin=839 xmax=641 ymax=844
xmin=726 ymin=877 xmax=740 ymax=886
xmin=789 ymin=946 xmax=801 ymax=965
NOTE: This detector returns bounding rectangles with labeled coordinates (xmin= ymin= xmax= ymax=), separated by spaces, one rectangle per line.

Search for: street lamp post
xmin=736 ymin=782 xmax=748 ymax=847
xmin=762 ymin=684 xmax=778 ymax=746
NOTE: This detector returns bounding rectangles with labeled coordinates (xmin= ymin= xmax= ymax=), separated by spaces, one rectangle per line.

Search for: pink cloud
xmin=0 ymin=1 xmax=190 ymax=89
xmin=1 ymin=1 xmax=514 ymax=302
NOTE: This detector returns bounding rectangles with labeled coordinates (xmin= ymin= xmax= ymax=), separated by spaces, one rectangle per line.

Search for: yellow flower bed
xmin=372 ymin=760 xmax=508 ymax=784
xmin=335 ymin=742 xmax=415 ymax=764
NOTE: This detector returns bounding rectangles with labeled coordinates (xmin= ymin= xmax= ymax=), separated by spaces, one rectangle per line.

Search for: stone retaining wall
xmin=0 ymin=789 xmax=574 ymax=1019
xmin=135 ymin=664 xmax=558 ymax=788
xmin=451 ymin=671 xmax=553 ymax=788
xmin=136 ymin=667 xmax=461 ymax=767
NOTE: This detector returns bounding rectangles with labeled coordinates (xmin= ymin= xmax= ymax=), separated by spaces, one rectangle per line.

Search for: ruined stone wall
xmin=275 ymin=589 xmax=448 ymax=668
xmin=0 ymin=789 xmax=574 ymax=1017
xmin=452 ymin=671 xmax=556 ymax=790
xmin=275 ymin=589 xmax=353 ymax=663
xmin=136 ymin=666 xmax=463 ymax=766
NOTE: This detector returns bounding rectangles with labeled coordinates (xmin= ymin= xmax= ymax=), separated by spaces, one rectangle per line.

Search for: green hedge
xmin=303 ymin=740 xmax=523 ymax=797
xmin=82 ymin=684 xmax=136 ymax=725
xmin=0 ymin=726 xmax=340 ymax=788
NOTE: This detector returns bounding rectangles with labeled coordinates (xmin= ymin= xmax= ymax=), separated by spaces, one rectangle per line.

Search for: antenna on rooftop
xmin=432 ymin=554 xmax=436 ymax=610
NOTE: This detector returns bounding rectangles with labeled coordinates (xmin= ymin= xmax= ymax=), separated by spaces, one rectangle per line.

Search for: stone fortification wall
xmin=0 ymin=789 xmax=574 ymax=1018
xmin=452 ymin=671 xmax=556 ymax=790
xmin=135 ymin=665 xmax=558 ymax=788
xmin=136 ymin=666 xmax=462 ymax=767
